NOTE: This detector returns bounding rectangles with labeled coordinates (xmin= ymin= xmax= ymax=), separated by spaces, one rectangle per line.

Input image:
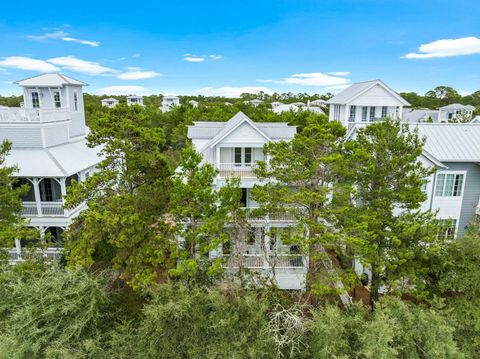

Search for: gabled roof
xmin=15 ymin=73 xmax=87 ymax=87
xmin=188 ymin=112 xmax=297 ymax=147
xmin=206 ymin=112 xmax=271 ymax=148
xmin=326 ymin=80 xmax=410 ymax=106
xmin=402 ymin=108 xmax=439 ymax=122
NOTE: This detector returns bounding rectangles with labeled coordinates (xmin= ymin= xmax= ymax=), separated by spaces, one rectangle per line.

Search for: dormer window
xmin=31 ymin=92 xmax=40 ymax=108
xmin=53 ymin=91 xmax=61 ymax=108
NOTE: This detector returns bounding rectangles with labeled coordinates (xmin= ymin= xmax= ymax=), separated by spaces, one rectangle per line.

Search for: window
xmin=434 ymin=173 xmax=464 ymax=197
xmin=420 ymin=183 xmax=427 ymax=194
xmin=244 ymin=147 xmax=252 ymax=164
xmin=234 ymin=147 xmax=242 ymax=165
xmin=53 ymin=91 xmax=61 ymax=108
xmin=381 ymin=106 xmax=388 ymax=118
xmin=369 ymin=106 xmax=376 ymax=122
xmin=31 ymin=92 xmax=40 ymax=108
xmin=448 ymin=112 xmax=453 ymax=120
xmin=234 ymin=147 xmax=252 ymax=165
xmin=361 ymin=106 xmax=368 ymax=121
xmin=73 ymin=91 xmax=78 ymax=111
xmin=349 ymin=105 xmax=356 ymax=122
xmin=436 ymin=219 xmax=457 ymax=240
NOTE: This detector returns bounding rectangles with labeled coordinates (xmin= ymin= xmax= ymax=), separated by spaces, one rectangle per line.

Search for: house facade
xmin=101 ymin=97 xmax=119 ymax=108
xmin=326 ymin=80 xmax=410 ymax=129
xmin=127 ymin=95 xmax=144 ymax=107
xmin=161 ymin=95 xmax=180 ymax=112
xmin=188 ymin=112 xmax=307 ymax=289
xmin=403 ymin=104 xmax=475 ymax=123
xmin=0 ymin=73 xmax=103 ymax=261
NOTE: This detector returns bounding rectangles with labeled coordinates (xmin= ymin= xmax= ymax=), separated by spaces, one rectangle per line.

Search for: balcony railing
xmin=223 ymin=253 xmax=306 ymax=269
xmin=219 ymin=163 xmax=258 ymax=178
xmin=0 ymin=107 xmax=70 ymax=123
xmin=22 ymin=202 xmax=85 ymax=217
xmin=241 ymin=207 xmax=299 ymax=223
xmin=8 ymin=248 xmax=63 ymax=263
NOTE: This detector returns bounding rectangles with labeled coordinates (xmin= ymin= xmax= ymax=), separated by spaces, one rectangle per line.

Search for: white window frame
xmin=349 ymin=105 xmax=356 ymax=122
xmin=369 ymin=106 xmax=376 ymax=122
xmin=436 ymin=218 xmax=458 ymax=239
xmin=73 ymin=91 xmax=79 ymax=111
xmin=333 ymin=104 xmax=341 ymax=121
xmin=381 ymin=106 xmax=388 ymax=118
xmin=52 ymin=90 xmax=62 ymax=108
xmin=361 ymin=106 xmax=368 ymax=121
xmin=30 ymin=90 xmax=40 ymax=108
xmin=434 ymin=171 xmax=466 ymax=197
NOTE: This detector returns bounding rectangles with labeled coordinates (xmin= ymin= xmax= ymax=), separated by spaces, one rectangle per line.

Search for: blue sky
xmin=0 ymin=0 xmax=479 ymax=97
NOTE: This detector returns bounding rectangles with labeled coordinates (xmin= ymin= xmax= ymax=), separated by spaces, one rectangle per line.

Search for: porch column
xmin=32 ymin=178 xmax=42 ymax=216
xmin=216 ymin=146 xmax=220 ymax=170
xmin=14 ymin=238 xmax=22 ymax=258
xmin=263 ymin=216 xmax=271 ymax=270
xmin=59 ymin=178 xmax=68 ymax=216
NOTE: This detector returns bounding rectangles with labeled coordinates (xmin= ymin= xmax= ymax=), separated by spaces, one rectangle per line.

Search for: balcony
xmin=223 ymin=253 xmax=306 ymax=269
xmin=219 ymin=163 xmax=258 ymax=178
xmin=242 ymin=207 xmax=298 ymax=223
xmin=8 ymin=248 xmax=62 ymax=263
xmin=22 ymin=202 xmax=85 ymax=217
xmin=0 ymin=107 xmax=70 ymax=123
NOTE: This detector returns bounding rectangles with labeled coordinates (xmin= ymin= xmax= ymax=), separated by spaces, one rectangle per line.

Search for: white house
xmin=161 ymin=95 xmax=180 ymax=112
xmin=187 ymin=112 xmax=306 ymax=289
xmin=0 ymin=73 xmax=103 ymax=261
xmin=403 ymin=104 xmax=476 ymax=123
xmin=271 ymin=101 xmax=283 ymax=108
xmin=310 ymin=99 xmax=327 ymax=107
xmin=189 ymin=99 xmax=199 ymax=108
xmin=272 ymin=103 xmax=325 ymax=115
xmin=244 ymin=99 xmax=263 ymax=107
xmin=127 ymin=95 xmax=144 ymax=107
xmin=327 ymin=80 xmax=410 ymax=129
xmin=101 ymin=97 xmax=119 ymax=108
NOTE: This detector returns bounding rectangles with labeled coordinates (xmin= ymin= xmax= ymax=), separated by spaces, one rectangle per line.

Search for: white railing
xmin=219 ymin=163 xmax=258 ymax=178
xmin=0 ymin=107 xmax=69 ymax=123
xmin=8 ymin=248 xmax=63 ymax=263
xmin=22 ymin=202 xmax=39 ymax=216
xmin=22 ymin=201 xmax=73 ymax=217
xmin=241 ymin=208 xmax=298 ymax=223
xmin=223 ymin=253 xmax=306 ymax=269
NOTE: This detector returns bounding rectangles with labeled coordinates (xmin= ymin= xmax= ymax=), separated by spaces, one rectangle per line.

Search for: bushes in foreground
xmin=0 ymin=265 xmax=470 ymax=358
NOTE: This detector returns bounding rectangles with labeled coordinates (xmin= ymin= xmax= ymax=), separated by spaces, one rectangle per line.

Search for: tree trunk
xmin=370 ymin=262 xmax=380 ymax=310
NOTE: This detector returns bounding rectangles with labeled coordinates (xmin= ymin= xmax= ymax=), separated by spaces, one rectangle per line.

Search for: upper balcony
xmin=0 ymin=107 xmax=70 ymax=123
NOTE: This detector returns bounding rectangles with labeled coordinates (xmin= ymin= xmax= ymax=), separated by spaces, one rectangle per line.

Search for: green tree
xmin=346 ymin=119 xmax=440 ymax=307
xmin=168 ymin=147 xmax=242 ymax=283
xmin=252 ymin=116 xmax=353 ymax=296
xmin=0 ymin=141 xmax=37 ymax=249
xmin=64 ymin=104 xmax=174 ymax=288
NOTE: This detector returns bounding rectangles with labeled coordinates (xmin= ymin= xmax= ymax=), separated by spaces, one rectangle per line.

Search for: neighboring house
xmin=403 ymin=104 xmax=476 ymax=123
xmin=310 ymin=99 xmax=327 ymax=107
xmin=327 ymin=80 xmax=410 ymax=129
xmin=127 ymin=95 xmax=144 ymax=107
xmin=0 ymin=73 xmax=103 ymax=261
xmin=187 ymin=111 xmax=306 ymax=289
xmin=244 ymin=99 xmax=263 ymax=107
xmin=471 ymin=115 xmax=480 ymax=123
xmin=271 ymin=101 xmax=283 ymax=108
xmin=101 ymin=98 xmax=119 ymax=108
xmin=438 ymin=104 xmax=475 ymax=122
xmin=189 ymin=99 xmax=199 ymax=108
xmin=272 ymin=103 xmax=325 ymax=115
xmin=161 ymin=95 xmax=180 ymax=112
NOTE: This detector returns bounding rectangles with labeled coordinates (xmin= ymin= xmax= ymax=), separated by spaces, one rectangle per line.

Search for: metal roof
xmin=402 ymin=109 xmax=440 ymax=122
xmin=439 ymin=103 xmax=475 ymax=111
xmin=326 ymin=79 xmax=410 ymax=106
xmin=15 ymin=73 xmax=87 ymax=87
xmin=410 ymin=123 xmax=480 ymax=162
xmin=6 ymin=139 xmax=103 ymax=177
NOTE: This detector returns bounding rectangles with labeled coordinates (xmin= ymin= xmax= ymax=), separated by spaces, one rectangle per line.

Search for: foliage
xmin=345 ymin=119 xmax=442 ymax=306
xmin=0 ymin=266 xmax=113 ymax=358
xmin=0 ymin=140 xmax=38 ymax=248
xmin=64 ymin=104 xmax=174 ymax=288
xmin=252 ymin=115 xmax=353 ymax=295
xmin=168 ymin=147 xmax=242 ymax=282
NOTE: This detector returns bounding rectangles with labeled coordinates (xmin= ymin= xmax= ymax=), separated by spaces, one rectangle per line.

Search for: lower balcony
xmin=8 ymin=248 xmax=62 ymax=263
xmin=219 ymin=163 xmax=258 ymax=178
xmin=22 ymin=202 xmax=84 ymax=217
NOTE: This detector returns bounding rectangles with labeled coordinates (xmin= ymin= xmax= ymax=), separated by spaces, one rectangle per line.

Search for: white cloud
xmin=132 ymin=53 xmax=141 ymax=58
xmin=61 ymin=37 xmax=99 ymax=47
xmin=47 ymin=56 xmax=116 ymax=75
xmin=327 ymin=71 xmax=350 ymax=76
xmin=197 ymin=86 xmax=272 ymax=98
xmin=258 ymin=72 xmax=350 ymax=87
xmin=98 ymin=85 xmax=151 ymax=95
xmin=0 ymin=56 xmax=59 ymax=72
xmin=117 ymin=67 xmax=161 ymax=80
xmin=183 ymin=54 xmax=222 ymax=62
xmin=404 ymin=36 xmax=480 ymax=59
xmin=27 ymin=29 xmax=100 ymax=47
